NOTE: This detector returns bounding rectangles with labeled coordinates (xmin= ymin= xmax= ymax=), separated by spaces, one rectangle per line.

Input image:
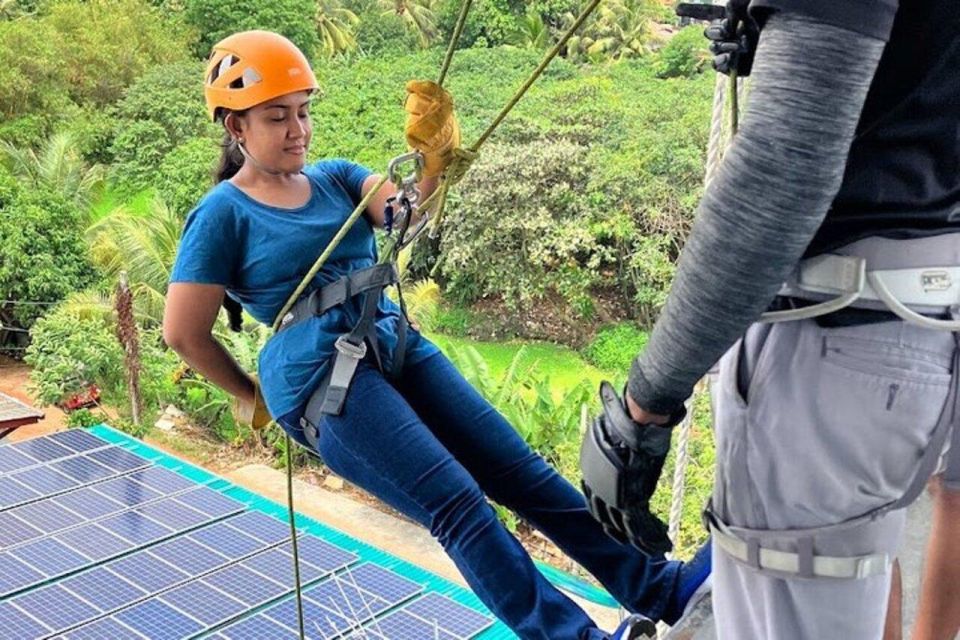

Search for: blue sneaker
xmin=662 ymin=541 xmax=712 ymax=625
xmin=611 ymin=614 xmax=657 ymax=640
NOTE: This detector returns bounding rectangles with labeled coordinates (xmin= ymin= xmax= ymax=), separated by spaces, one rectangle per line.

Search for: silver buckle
xmin=334 ymin=335 xmax=367 ymax=359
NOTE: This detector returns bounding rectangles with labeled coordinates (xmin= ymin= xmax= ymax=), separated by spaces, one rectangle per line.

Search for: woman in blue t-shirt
xmin=164 ymin=30 xmax=707 ymax=640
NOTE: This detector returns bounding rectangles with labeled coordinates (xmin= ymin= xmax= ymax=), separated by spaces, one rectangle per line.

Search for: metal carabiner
xmin=387 ymin=151 xmax=424 ymax=188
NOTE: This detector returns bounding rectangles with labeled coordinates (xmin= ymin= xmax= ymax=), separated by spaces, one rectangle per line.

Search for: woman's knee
xmin=429 ymin=482 xmax=497 ymax=544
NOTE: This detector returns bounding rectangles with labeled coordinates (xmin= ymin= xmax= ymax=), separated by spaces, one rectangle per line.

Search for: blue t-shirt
xmin=169 ymin=159 xmax=438 ymax=428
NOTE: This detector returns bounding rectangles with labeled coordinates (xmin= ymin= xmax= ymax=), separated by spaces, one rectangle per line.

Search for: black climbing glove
xmin=704 ymin=0 xmax=759 ymax=77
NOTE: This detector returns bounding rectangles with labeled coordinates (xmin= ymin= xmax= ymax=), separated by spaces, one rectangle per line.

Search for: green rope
xmin=437 ymin=0 xmax=473 ymax=88
xmin=285 ymin=439 xmax=306 ymax=640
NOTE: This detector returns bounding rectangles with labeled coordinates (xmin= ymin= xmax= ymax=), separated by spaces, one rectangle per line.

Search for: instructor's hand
xmin=404 ymin=80 xmax=461 ymax=177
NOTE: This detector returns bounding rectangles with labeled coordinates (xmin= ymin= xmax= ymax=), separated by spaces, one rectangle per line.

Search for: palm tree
xmin=316 ymin=0 xmax=360 ymax=57
xmin=564 ymin=0 xmax=658 ymax=61
xmin=508 ymin=7 xmax=550 ymax=50
xmin=0 ymin=132 xmax=104 ymax=210
xmin=379 ymin=0 xmax=438 ymax=48
xmin=86 ymin=197 xmax=181 ymax=325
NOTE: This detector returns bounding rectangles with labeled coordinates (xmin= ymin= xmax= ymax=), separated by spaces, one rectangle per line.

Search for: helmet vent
xmin=208 ymin=54 xmax=238 ymax=84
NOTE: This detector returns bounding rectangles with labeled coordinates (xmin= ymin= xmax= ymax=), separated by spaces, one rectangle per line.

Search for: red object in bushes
xmin=61 ymin=385 xmax=100 ymax=412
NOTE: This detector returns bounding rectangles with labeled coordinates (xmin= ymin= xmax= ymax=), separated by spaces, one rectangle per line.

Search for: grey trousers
xmin=710 ymin=316 xmax=959 ymax=639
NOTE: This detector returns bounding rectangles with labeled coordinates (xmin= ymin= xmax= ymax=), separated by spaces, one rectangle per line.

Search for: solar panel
xmin=114 ymin=599 xmax=204 ymax=640
xmin=126 ymin=466 xmax=195 ymax=494
xmin=49 ymin=456 xmax=116 ymax=483
xmin=202 ymin=564 xmax=287 ymax=607
xmin=108 ymin=552 xmax=189 ymax=592
xmin=402 ymin=593 xmax=494 ymax=639
xmin=9 ymin=584 xmax=101 ymax=631
xmin=56 ymin=523 xmax=134 ymax=562
xmin=243 ymin=546 xmax=329 ymax=585
xmin=87 ymin=447 xmax=150 ymax=473
xmin=265 ymin=593 xmax=357 ymax=638
xmin=12 ymin=499 xmax=84 ymax=534
xmin=53 ymin=487 xmax=125 ymax=520
xmin=0 ymin=446 xmax=37 ymax=474
xmin=98 ymin=510 xmax=172 ymax=546
xmin=90 ymin=476 xmax=161 ymax=507
xmin=0 ymin=512 xmax=42 ymax=547
xmin=0 ymin=552 xmax=44 ymax=596
xmin=134 ymin=499 xmax=209 ymax=531
xmin=174 ymin=486 xmax=245 ymax=518
xmin=0 ymin=477 xmax=39 ymax=510
xmin=352 ymin=610 xmax=458 ymax=640
xmin=11 ymin=536 xmax=91 ymax=577
xmin=10 ymin=465 xmax=78 ymax=497
xmin=61 ymin=566 xmax=147 ymax=612
xmin=48 ymin=429 xmax=108 ymax=453
xmin=159 ymin=580 xmax=247 ymax=626
xmin=218 ymin=613 xmax=300 ymax=640
xmin=225 ymin=510 xmax=292 ymax=545
xmin=148 ymin=536 xmax=228 ymax=575
xmin=0 ymin=602 xmax=48 ymax=640
xmin=60 ymin=616 xmax=146 ymax=640
xmin=305 ymin=577 xmax=395 ymax=623
xmin=344 ymin=563 xmax=423 ymax=603
xmin=13 ymin=437 xmax=73 ymax=463
xmin=282 ymin=536 xmax=358 ymax=572
xmin=190 ymin=522 xmax=264 ymax=559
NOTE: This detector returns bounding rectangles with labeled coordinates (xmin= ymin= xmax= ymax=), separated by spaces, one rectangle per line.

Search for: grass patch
xmin=428 ymin=333 xmax=616 ymax=397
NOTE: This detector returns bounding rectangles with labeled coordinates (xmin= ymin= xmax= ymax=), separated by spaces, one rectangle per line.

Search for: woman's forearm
xmin=172 ymin=336 xmax=255 ymax=403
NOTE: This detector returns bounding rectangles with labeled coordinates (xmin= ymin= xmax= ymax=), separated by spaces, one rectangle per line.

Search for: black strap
xmin=278 ymin=263 xmax=398 ymax=332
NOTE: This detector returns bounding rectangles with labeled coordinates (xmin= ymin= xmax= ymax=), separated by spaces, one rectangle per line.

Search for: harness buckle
xmin=334 ymin=334 xmax=367 ymax=360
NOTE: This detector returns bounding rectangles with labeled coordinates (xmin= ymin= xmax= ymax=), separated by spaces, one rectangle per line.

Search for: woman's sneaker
xmin=611 ymin=614 xmax=657 ymax=640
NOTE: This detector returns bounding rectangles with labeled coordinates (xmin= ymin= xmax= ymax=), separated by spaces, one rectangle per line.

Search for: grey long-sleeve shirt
xmin=628 ymin=12 xmax=887 ymax=415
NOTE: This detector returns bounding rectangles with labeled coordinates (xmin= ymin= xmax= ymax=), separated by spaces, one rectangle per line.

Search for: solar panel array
xmin=0 ymin=430 xmax=494 ymax=639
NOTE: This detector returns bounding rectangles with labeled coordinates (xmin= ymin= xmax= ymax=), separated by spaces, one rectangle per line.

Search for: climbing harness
xmin=265 ymin=1 xmax=606 ymax=636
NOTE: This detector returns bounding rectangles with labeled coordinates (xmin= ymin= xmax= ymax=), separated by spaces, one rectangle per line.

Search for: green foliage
xmin=0 ymin=131 xmax=105 ymax=211
xmin=43 ymin=0 xmax=194 ymax=107
xmin=156 ymin=138 xmax=219 ymax=219
xmin=377 ymin=0 xmax=439 ymax=48
xmin=25 ymin=304 xmax=124 ymax=406
xmin=0 ymin=18 xmax=61 ymax=120
xmin=87 ymin=197 xmax=183 ymax=325
xmin=565 ymin=0 xmax=661 ymax=62
xmin=316 ymin=0 xmax=360 ymax=57
xmin=109 ymin=61 xmax=216 ymax=194
xmin=430 ymin=304 xmax=476 ymax=337
xmin=66 ymin=408 xmax=102 ymax=428
xmin=583 ymin=322 xmax=648 ymax=373
xmin=355 ymin=7 xmax=422 ymax=54
xmin=435 ymin=0 xmax=522 ymax=48
xmin=444 ymin=343 xmax=594 ymax=468
xmin=0 ymin=187 xmax=98 ymax=328
xmin=654 ymin=25 xmax=710 ymax=78
xmin=183 ymin=0 xmax=320 ymax=59
xmin=440 ymin=139 xmax=604 ymax=311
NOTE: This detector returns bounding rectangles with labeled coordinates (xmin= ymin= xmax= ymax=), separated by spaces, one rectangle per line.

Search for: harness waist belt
xmin=762 ymin=254 xmax=960 ymax=330
xmin=278 ymin=263 xmax=399 ymax=332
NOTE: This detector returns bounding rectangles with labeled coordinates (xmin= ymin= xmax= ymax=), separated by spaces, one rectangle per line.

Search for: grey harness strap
xmin=706 ymin=333 xmax=960 ymax=580
xmin=276 ymin=263 xmax=403 ymax=449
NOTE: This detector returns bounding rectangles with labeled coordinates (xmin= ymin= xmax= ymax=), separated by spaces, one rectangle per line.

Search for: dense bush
xmin=183 ymin=0 xmax=321 ymax=59
xmin=354 ymin=8 xmax=422 ymax=54
xmin=0 ymin=187 xmax=98 ymax=328
xmin=654 ymin=25 xmax=710 ymax=78
xmin=109 ymin=62 xmax=216 ymax=194
xmin=157 ymin=138 xmax=221 ymax=218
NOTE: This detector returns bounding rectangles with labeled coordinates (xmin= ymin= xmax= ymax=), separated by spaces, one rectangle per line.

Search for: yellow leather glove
xmin=404 ymin=80 xmax=461 ymax=178
xmin=233 ymin=375 xmax=272 ymax=430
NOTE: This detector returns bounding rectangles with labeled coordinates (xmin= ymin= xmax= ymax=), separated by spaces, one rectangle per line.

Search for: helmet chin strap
xmin=236 ymin=140 xmax=298 ymax=178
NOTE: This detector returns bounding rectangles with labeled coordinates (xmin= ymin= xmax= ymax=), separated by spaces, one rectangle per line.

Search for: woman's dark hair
xmin=213 ymin=108 xmax=248 ymax=184
xmin=214 ymin=108 xmax=248 ymax=332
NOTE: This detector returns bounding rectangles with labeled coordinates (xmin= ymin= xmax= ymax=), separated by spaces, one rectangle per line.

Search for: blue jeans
xmin=284 ymin=352 xmax=680 ymax=640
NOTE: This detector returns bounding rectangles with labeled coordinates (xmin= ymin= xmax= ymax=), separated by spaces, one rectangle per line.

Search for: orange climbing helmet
xmin=204 ymin=30 xmax=319 ymax=122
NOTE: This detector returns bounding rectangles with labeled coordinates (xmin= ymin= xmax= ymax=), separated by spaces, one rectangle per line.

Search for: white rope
xmin=666 ymin=29 xmax=742 ymax=552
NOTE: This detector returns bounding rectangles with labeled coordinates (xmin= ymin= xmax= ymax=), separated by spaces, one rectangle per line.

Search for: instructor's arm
xmin=163 ymin=283 xmax=255 ymax=406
